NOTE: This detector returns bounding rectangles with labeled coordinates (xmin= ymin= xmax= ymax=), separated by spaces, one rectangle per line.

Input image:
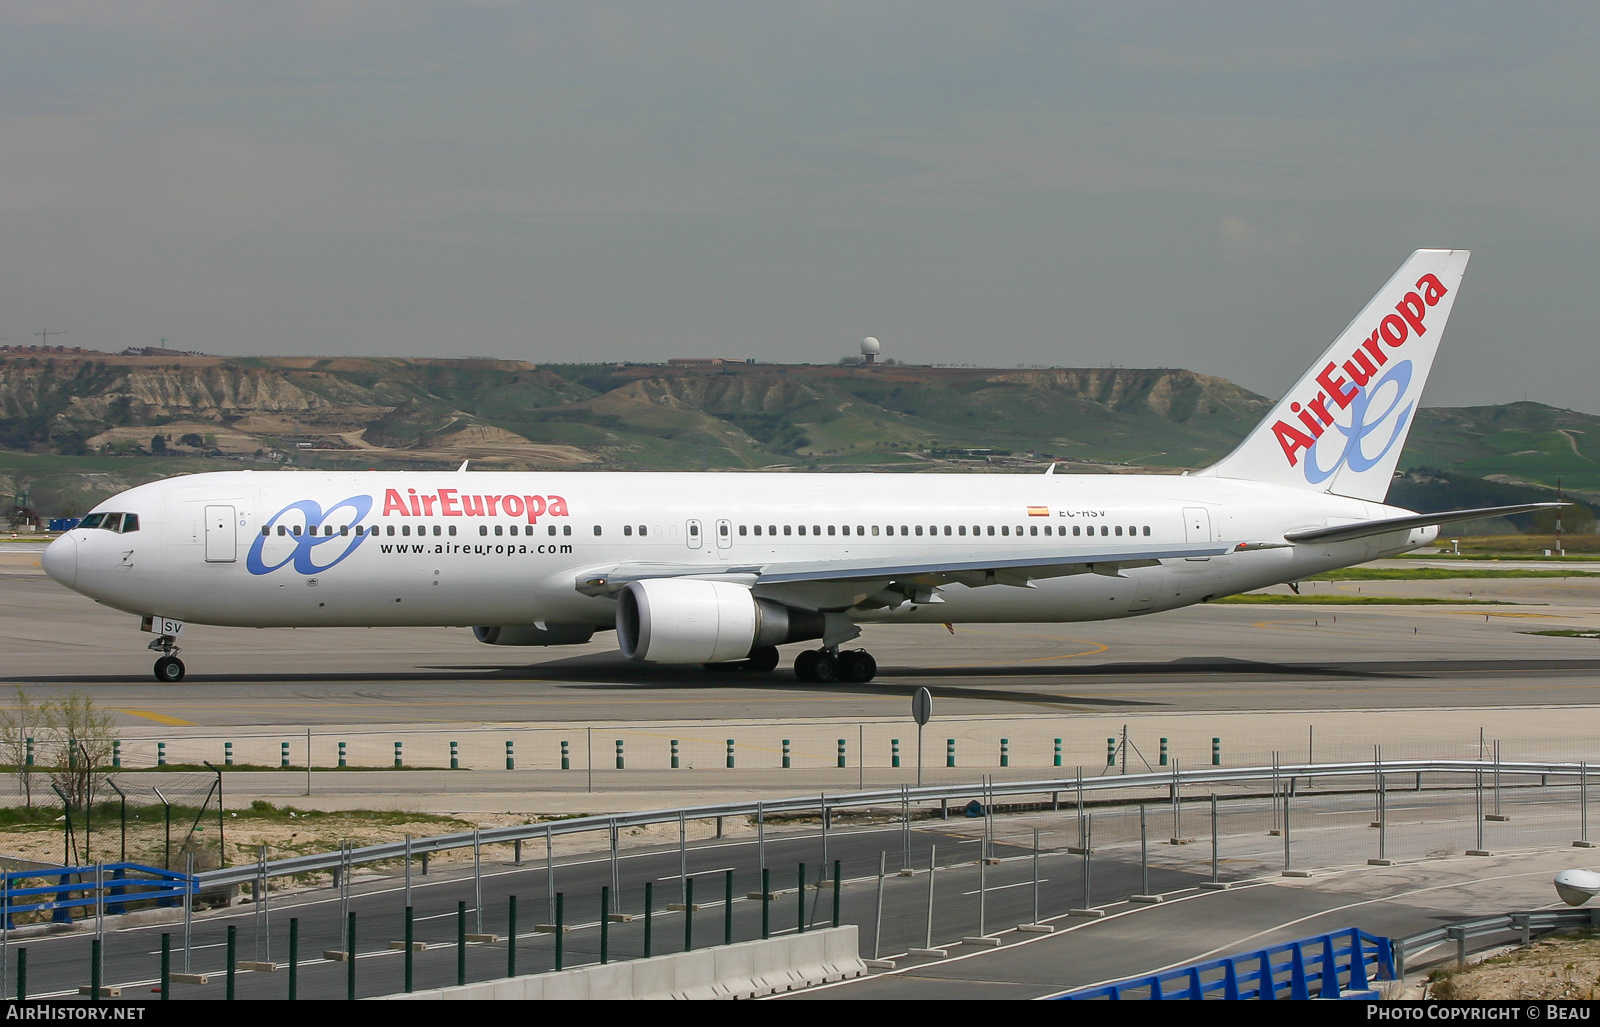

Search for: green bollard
xmin=158 ymin=741 xmax=166 ymax=767
xmin=782 ymin=739 xmax=791 ymax=769
xmin=615 ymin=739 xmax=624 ymax=770
xmin=394 ymin=741 xmax=403 ymax=767
xmin=1054 ymin=738 xmax=1062 ymax=767
xmin=112 ymin=739 xmax=121 ymax=769
xmin=289 ymin=917 xmax=298 ymax=1000
xmin=1107 ymin=737 xmax=1116 ymax=767
xmin=671 ymin=739 xmax=679 ymax=769
xmin=280 ymin=741 xmax=290 ymax=768
xmin=508 ymin=895 xmax=518 ymax=977
xmin=224 ymin=741 xmax=232 ymax=766
xmin=505 ymin=740 xmax=514 ymax=771
xmin=160 ymin=933 xmax=170 ymax=1001
xmin=947 ymin=738 xmax=955 ymax=768
xmin=837 ymin=738 xmax=846 ymax=768
xmin=25 ymin=737 xmax=32 ymax=767
xmin=644 ymin=881 xmax=654 ymax=957
xmin=726 ymin=739 xmax=735 ymax=769
xmin=338 ymin=741 xmax=346 ymax=768
xmin=450 ymin=741 xmax=458 ymax=770
xmin=561 ymin=739 xmax=569 ymax=770
xmin=1213 ymin=736 xmax=1221 ymax=766
xmin=1000 ymin=737 xmax=1009 ymax=768
xmin=892 ymin=739 xmax=900 ymax=768
xmin=1160 ymin=737 xmax=1168 ymax=766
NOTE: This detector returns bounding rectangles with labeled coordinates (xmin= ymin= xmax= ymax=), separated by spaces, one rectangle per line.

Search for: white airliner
xmin=42 ymin=249 xmax=1557 ymax=683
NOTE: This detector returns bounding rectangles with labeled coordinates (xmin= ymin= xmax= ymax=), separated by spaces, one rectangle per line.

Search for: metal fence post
xmin=289 ymin=917 xmax=298 ymax=1001
xmin=1582 ymin=761 xmax=1591 ymax=846
xmin=509 ymin=894 xmax=519 ymax=975
xmin=456 ymin=901 xmax=466 ymax=985
xmin=924 ymin=845 xmax=937 ymax=950
xmin=1476 ymin=767 xmax=1487 ymax=853
xmin=160 ymin=933 xmax=169 ymax=1002
xmin=760 ymin=871 xmax=769 ymax=940
xmin=645 ymin=881 xmax=655 ymax=956
xmin=724 ymin=869 xmax=734 ymax=947
xmin=346 ymin=911 xmax=356 ymax=1001
xmin=404 ymin=905 xmax=414 ymax=992
xmin=1140 ymin=804 xmax=1149 ymax=896
xmin=797 ymin=863 xmax=806 ymax=934
xmin=833 ymin=859 xmax=842 ymax=928
xmin=1210 ymin=793 xmax=1219 ymax=885
xmin=873 ymin=852 xmax=886 ymax=960
xmin=1082 ymin=813 xmax=1093 ymax=909
xmin=225 ymin=925 xmax=235 ymax=1001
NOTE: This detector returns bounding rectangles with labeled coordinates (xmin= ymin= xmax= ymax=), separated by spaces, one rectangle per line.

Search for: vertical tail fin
xmin=1200 ymin=248 xmax=1470 ymax=502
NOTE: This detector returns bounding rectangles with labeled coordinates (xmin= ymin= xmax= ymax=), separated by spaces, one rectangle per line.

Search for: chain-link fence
xmin=0 ymin=769 xmax=223 ymax=874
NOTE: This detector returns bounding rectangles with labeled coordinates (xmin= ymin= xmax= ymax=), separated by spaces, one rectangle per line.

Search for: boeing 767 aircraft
xmin=42 ymin=249 xmax=1557 ymax=683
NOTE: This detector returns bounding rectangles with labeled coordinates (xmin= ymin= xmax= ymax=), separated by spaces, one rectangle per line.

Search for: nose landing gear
xmin=148 ymin=635 xmax=185 ymax=682
xmin=794 ymin=648 xmax=876 ymax=683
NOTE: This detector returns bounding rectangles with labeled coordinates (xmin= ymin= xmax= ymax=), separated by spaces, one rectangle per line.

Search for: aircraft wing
xmin=1283 ymin=503 xmax=1565 ymax=545
xmin=574 ymin=539 xmax=1264 ymax=603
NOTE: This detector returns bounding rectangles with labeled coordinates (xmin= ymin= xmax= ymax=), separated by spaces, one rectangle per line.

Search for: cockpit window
xmin=80 ymin=512 xmax=137 ymax=532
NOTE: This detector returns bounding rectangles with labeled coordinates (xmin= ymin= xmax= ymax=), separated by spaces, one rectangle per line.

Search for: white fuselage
xmin=44 ymin=469 xmax=1434 ymax=631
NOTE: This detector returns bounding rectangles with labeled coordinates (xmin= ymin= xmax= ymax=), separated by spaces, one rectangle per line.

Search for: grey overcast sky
xmin=3 ymin=2 xmax=1598 ymax=411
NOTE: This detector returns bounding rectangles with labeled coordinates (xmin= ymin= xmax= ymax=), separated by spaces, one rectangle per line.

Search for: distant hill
xmin=2 ymin=352 xmax=1596 ymax=524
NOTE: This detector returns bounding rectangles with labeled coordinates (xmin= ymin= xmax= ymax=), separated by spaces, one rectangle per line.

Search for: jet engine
xmin=473 ymin=624 xmax=597 ymax=646
xmin=615 ymin=578 xmax=824 ymax=663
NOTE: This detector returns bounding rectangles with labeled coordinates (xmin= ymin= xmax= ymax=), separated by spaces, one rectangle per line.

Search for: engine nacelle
xmin=616 ymin=578 xmax=824 ymax=663
xmin=473 ymin=624 xmax=596 ymax=646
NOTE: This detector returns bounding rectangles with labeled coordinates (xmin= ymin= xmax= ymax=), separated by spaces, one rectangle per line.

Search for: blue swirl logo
xmin=1303 ymin=360 xmax=1415 ymax=485
xmin=246 ymin=495 xmax=373 ymax=576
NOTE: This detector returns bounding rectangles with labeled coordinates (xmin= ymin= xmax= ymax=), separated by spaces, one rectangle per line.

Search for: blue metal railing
xmin=1054 ymin=928 xmax=1395 ymax=1000
xmin=1 ymin=863 xmax=195 ymax=925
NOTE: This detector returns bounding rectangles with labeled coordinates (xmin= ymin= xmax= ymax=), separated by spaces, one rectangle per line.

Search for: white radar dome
xmin=861 ymin=337 xmax=881 ymax=355
xmin=1555 ymin=868 xmax=1600 ymax=906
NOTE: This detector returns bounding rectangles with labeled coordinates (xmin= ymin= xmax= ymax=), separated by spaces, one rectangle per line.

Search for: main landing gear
xmin=148 ymin=635 xmax=185 ymax=682
xmin=793 ymin=648 xmax=877 ymax=683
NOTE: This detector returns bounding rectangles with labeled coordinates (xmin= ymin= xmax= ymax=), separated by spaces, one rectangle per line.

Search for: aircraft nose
xmin=42 ymin=532 xmax=78 ymax=589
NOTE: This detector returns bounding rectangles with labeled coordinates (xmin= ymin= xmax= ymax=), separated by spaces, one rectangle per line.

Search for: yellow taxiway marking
xmin=117 ymin=709 xmax=197 ymax=727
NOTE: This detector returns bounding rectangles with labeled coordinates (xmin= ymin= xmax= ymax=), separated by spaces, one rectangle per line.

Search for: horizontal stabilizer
xmin=1283 ymin=503 xmax=1566 ymax=545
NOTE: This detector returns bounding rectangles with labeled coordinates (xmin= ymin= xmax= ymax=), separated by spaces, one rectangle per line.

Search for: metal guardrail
xmin=194 ymin=758 xmax=1590 ymax=889
xmin=1055 ymin=927 xmax=1394 ymax=1000
xmin=1 ymin=863 xmax=193 ymax=923
xmin=1394 ymin=909 xmax=1600 ymax=977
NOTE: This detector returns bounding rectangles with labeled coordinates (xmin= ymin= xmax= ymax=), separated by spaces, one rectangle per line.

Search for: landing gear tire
xmin=743 ymin=646 xmax=781 ymax=673
xmin=839 ymin=650 xmax=877 ymax=683
xmin=154 ymin=656 xmax=185 ymax=683
xmin=794 ymin=649 xmax=840 ymax=683
xmin=794 ymin=649 xmax=819 ymax=681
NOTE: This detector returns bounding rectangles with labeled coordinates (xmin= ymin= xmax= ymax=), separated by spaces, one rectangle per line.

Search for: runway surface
xmin=6 ymin=549 xmax=1600 ymax=729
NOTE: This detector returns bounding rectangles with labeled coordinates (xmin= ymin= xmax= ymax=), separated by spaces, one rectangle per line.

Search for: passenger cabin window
xmin=740 ymin=525 xmax=748 ymax=536
xmin=624 ymin=525 xmax=633 ymax=536
xmin=827 ymin=525 xmax=835 ymax=536
xmin=593 ymin=525 xmax=603 ymax=536
xmin=480 ymin=525 xmax=488 ymax=536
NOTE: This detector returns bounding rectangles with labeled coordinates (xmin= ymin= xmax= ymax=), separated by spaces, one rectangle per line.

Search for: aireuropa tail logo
xmin=1271 ymin=273 xmax=1448 ymax=482
xmin=246 ymin=495 xmax=372 ymax=576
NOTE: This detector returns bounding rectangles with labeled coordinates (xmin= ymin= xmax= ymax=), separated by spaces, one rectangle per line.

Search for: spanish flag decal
xmin=1027 ymin=506 xmax=1049 ymax=517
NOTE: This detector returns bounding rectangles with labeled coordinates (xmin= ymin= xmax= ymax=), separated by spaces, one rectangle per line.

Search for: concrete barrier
xmin=378 ymin=925 xmax=865 ymax=1000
